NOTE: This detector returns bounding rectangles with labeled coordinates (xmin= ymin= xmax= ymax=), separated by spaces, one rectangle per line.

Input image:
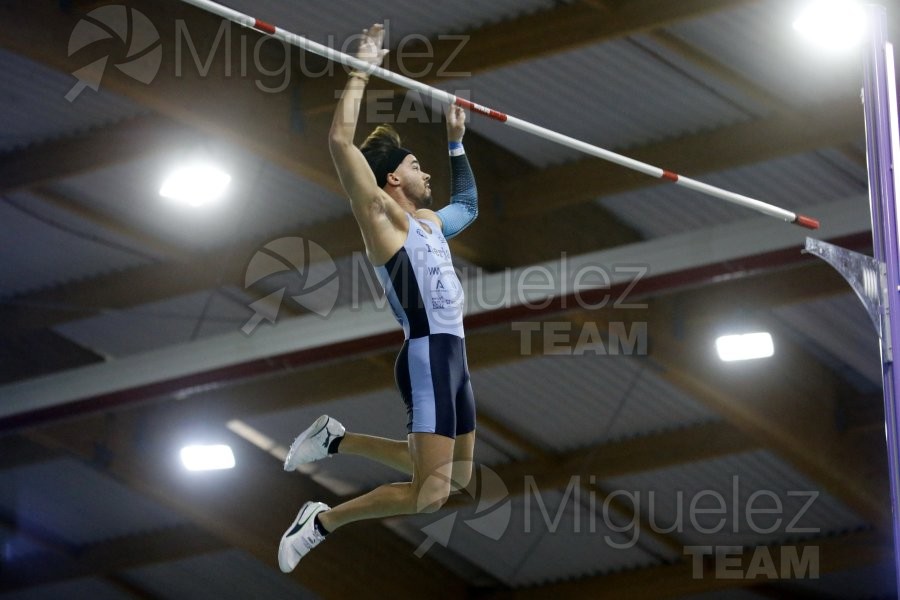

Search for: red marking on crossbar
xmin=794 ymin=215 xmax=820 ymax=230
xmin=454 ymin=98 xmax=508 ymax=122
xmin=254 ymin=19 xmax=276 ymax=34
xmin=661 ymin=170 xmax=679 ymax=182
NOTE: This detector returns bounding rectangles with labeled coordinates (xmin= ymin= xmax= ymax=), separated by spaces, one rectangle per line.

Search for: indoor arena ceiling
xmin=1 ymin=0 xmax=899 ymax=598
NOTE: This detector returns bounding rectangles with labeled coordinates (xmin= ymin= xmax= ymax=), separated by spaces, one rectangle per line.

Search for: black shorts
xmin=394 ymin=333 xmax=476 ymax=439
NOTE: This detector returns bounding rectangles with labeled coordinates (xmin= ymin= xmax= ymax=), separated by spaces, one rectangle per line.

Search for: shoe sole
xmin=283 ymin=415 xmax=331 ymax=471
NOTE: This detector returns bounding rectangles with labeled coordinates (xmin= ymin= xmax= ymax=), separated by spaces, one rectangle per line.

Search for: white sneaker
xmin=278 ymin=501 xmax=330 ymax=573
xmin=283 ymin=415 xmax=345 ymax=471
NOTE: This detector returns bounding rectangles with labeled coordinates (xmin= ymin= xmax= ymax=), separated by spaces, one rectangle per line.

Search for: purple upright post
xmin=862 ymin=3 xmax=900 ymax=582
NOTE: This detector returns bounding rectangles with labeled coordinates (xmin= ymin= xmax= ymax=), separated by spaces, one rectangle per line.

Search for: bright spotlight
xmin=160 ymin=164 xmax=231 ymax=206
xmin=716 ymin=332 xmax=774 ymax=362
xmin=180 ymin=444 xmax=235 ymax=471
xmin=793 ymin=0 xmax=866 ymax=52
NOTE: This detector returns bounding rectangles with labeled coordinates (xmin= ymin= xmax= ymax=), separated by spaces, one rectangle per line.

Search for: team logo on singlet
xmin=426 ymin=265 xmax=463 ymax=312
xmin=426 ymin=243 xmax=451 ymax=260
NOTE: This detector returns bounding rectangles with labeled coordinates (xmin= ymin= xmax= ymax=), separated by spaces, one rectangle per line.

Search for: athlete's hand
xmin=357 ymin=24 xmax=389 ymax=67
xmin=446 ymin=104 xmax=466 ymax=143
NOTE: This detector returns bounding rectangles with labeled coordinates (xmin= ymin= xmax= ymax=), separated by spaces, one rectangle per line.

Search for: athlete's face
xmin=394 ymin=154 xmax=432 ymax=208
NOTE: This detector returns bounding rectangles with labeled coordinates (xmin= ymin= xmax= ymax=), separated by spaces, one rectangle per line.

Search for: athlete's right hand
xmin=357 ymin=24 xmax=389 ymax=66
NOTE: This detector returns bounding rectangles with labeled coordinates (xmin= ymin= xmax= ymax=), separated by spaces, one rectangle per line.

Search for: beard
xmin=404 ymin=178 xmax=432 ymax=209
xmin=412 ymin=186 xmax=433 ymax=209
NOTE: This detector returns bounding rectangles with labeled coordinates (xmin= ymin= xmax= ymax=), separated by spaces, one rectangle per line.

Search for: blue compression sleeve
xmin=436 ymin=143 xmax=478 ymax=239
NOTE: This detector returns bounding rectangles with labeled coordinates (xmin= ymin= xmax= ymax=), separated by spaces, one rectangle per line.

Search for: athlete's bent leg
xmin=318 ymin=432 xmax=453 ymax=532
xmin=337 ymin=432 xmax=413 ymax=475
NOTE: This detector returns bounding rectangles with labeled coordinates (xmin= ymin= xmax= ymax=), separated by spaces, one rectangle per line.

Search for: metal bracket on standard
xmin=805 ymin=237 xmax=890 ymax=360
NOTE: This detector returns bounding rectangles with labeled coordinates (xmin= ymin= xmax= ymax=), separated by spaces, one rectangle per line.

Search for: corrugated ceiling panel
xmin=438 ymin=36 xmax=756 ymax=168
xmin=598 ymin=150 xmax=868 ymax=238
xmin=246 ymin=159 xmax=351 ymax=236
xmin=679 ymin=590 xmax=775 ymax=600
xmin=790 ymin=560 xmax=897 ymax=598
xmin=0 ymin=578 xmax=135 ymax=600
xmin=50 ymin=153 xmax=348 ymax=253
xmin=603 ymin=450 xmax=867 ymax=549
xmin=626 ymin=32 xmax=775 ymax=119
xmin=215 ymin=0 xmax=566 ymax=45
xmin=0 ymin=50 xmax=149 ymax=153
xmin=237 ymin=253 xmax=376 ymax=320
xmin=121 ymin=549 xmax=317 ymax=599
xmin=772 ymin=293 xmax=882 ymax=389
xmin=667 ymin=0 xmax=862 ymax=108
xmin=472 ymin=354 xmax=716 ymax=453
xmin=398 ymin=489 xmax=676 ymax=587
xmin=54 ymin=288 xmax=252 ymax=358
xmin=0 ymin=458 xmax=186 ymax=546
xmin=0 ymin=192 xmax=155 ymax=299
xmin=382 ymin=518 xmax=501 ymax=586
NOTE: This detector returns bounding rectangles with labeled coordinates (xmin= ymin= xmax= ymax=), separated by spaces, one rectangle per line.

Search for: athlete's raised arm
xmin=328 ymin=25 xmax=389 ymax=208
xmin=432 ymin=105 xmax=478 ymax=239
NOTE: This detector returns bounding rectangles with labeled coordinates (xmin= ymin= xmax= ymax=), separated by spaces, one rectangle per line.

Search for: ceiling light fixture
xmin=180 ymin=444 xmax=236 ymax=471
xmin=715 ymin=332 xmax=775 ymax=362
xmin=793 ymin=0 xmax=866 ymax=52
xmin=160 ymin=163 xmax=231 ymax=206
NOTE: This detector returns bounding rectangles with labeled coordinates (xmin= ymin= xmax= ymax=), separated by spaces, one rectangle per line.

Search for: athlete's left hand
xmin=446 ymin=104 xmax=466 ymax=143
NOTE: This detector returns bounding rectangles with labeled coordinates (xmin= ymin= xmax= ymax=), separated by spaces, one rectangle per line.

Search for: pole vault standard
xmin=177 ymin=0 xmax=820 ymax=229
xmin=802 ymin=4 xmax=900 ymax=586
xmin=861 ymin=4 xmax=900 ymax=583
